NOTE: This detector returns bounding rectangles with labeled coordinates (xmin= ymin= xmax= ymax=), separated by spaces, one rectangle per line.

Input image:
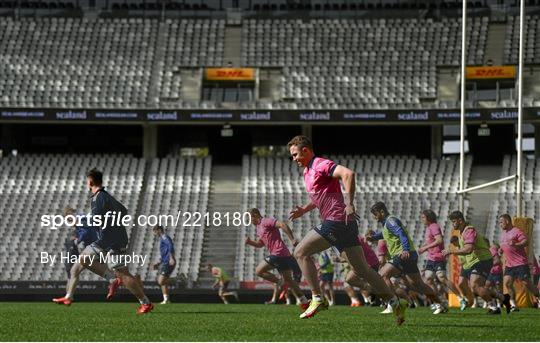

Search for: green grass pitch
xmin=1 ymin=302 xmax=539 ymax=341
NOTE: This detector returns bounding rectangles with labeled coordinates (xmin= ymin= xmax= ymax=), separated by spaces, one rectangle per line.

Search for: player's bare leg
xmin=255 ymin=261 xmax=280 ymax=303
xmin=363 ymin=257 xmax=402 ymax=300
xmin=471 ymin=274 xmax=509 ymax=313
xmin=294 ymin=230 xmax=331 ymax=297
xmin=281 ymin=270 xmax=308 ymax=307
xmin=404 ymin=273 xmax=444 ymax=304
xmin=158 ymin=275 xmax=171 ymax=304
xmin=342 ymin=281 xmax=361 ymax=307
xmin=53 ymin=263 xmax=85 ymax=305
xmin=345 ymin=270 xmax=373 ymax=305
xmin=343 ymin=246 xmax=406 ymax=324
xmin=256 ymin=261 xmax=281 ymax=284
xmin=294 ymin=230 xmax=332 ymax=318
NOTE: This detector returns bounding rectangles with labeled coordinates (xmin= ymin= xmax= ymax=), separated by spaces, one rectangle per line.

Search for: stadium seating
xmin=235 ymin=155 xmax=473 ymax=281
xmin=0 ymin=154 xmax=211 ymax=283
xmin=505 ymin=15 xmax=540 ymax=65
xmin=0 ymin=17 xmax=157 ymax=108
xmin=156 ymin=19 xmax=225 ymax=107
xmin=0 ymin=154 xmax=145 ymax=281
xmin=0 ymin=16 xmax=492 ymax=110
xmin=130 ymin=156 xmax=211 ymax=283
xmin=241 ymin=17 xmax=488 ymax=110
xmin=0 ymin=17 xmax=225 ymax=109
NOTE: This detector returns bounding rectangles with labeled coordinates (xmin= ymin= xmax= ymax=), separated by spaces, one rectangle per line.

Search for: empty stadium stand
xmin=0 ymin=154 xmax=213 ymax=283
xmin=242 ymin=17 xmax=487 ymax=110
xmin=0 ymin=17 xmax=158 ymax=108
xmin=0 ymin=15 xmax=505 ymax=110
xmin=131 ymin=156 xmax=211 ymax=283
xmin=0 ymin=154 xmax=145 ymax=281
xmin=505 ymin=15 xmax=540 ymax=64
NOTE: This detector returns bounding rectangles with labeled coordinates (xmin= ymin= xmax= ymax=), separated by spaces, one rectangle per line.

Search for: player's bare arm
xmin=331 ymin=165 xmax=356 ymax=214
xmin=275 ymin=220 xmax=298 ymax=246
xmin=443 ymin=243 xmax=474 ymax=256
xmin=419 ymin=234 xmax=443 ymax=254
xmin=245 ymin=237 xmax=264 ymax=248
xmin=289 ymin=202 xmax=316 ymax=220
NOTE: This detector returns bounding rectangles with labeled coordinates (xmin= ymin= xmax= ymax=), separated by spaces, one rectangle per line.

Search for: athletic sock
xmin=163 ymin=294 xmax=169 ymax=302
xmin=510 ymin=299 xmax=517 ymax=307
xmin=139 ymin=296 xmax=150 ymax=305
xmin=312 ymin=294 xmax=322 ymax=302
xmin=65 ymin=293 xmax=72 ymax=299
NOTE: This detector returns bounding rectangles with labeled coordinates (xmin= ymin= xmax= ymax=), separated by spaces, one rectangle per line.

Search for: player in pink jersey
xmin=499 ymin=214 xmax=540 ymax=311
xmin=485 ymin=242 xmax=503 ymax=309
xmin=417 ymin=210 xmax=463 ymax=308
xmin=287 ymin=135 xmax=406 ymax=323
xmin=245 ymin=208 xmax=310 ymax=309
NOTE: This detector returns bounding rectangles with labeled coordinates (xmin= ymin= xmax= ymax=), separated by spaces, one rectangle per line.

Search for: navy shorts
xmin=160 ymin=263 xmax=174 ymax=277
xmin=463 ymin=259 xmax=492 ymax=279
xmin=460 ymin=266 xmax=470 ymax=279
xmin=487 ymin=273 xmax=502 ymax=284
xmin=505 ymin=265 xmax=531 ymax=280
xmin=320 ymin=272 xmax=334 ymax=283
xmin=314 ymin=219 xmax=359 ymax=253
xmin=265 ymin=255 xmax=296 ymax=272
xmin=389 ymin=252 xmax=419 ymax=275
xmin=534 ymin=274 xmax=539 ymax=286
xmin=425 ymin=260 xmax=446 ymax=272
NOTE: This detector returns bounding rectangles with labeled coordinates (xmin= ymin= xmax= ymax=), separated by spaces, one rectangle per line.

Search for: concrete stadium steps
xmin=198 ymin=165 xmax=242 ymax=287
xmin=466 ymin=164 xmax=502 ymax=236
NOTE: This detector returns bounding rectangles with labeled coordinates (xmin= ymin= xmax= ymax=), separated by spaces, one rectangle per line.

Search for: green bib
xmin=318 ymin=254 xmax=334 ymax=274
xmin=382 ymin=215 xmax=416 ymax=257
xmin=458 ymin=227 xmax=492 ymax=270
xmin=214 ymin=267 xmax=230 ymax=282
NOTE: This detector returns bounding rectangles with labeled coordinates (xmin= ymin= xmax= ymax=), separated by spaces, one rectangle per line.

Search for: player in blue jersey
xmin=53 ymin=168 xmax=153 ymax=314
xmin=152 ymin=225 xmax=176 ymax=304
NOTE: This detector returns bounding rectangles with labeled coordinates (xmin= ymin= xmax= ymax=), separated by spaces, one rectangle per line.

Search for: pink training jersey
xmin=424 ymin=223 xmax=445 ymax=262
xmin=303 ymin=157 xmax=346 ymax=222
xmin=489 ymin=246 xmax=502 ymax=274
xmin=462 ymin=227 xmax=478 ymax=245
xmin=359 ymin=236 xmax=379 ymax=268
xmin=256 ymin=217 xmax=291 ymax=257
xmin=500 ymin=227 xmax=528 ymax=268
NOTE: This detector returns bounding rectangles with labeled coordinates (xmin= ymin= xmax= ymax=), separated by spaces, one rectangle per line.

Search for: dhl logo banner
xmin=205 ymin=68 xmax=255 ymax=81
xmin=466 ymin=66 xmax=516 ymax=79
